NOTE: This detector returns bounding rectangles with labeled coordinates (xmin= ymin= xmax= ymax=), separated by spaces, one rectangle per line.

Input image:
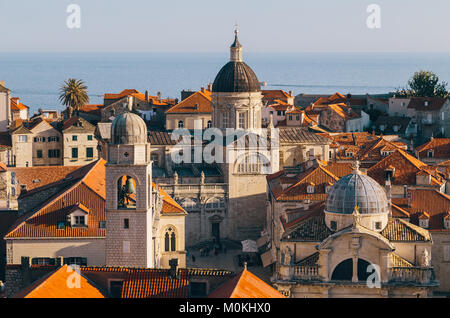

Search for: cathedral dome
xmin=325 ymin=168 xmax=389 ymax=215
xmin=212 ymin=29 xmax=261 ymax=93
xmin=111 ymin=111 xmax=147 ymax=144
xmin=212 ymin=61 xmax=261 ymax=93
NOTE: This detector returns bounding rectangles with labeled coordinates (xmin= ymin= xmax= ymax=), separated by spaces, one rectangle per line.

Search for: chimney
xmin=157 ymin=91 xmax=161 ymax=100
xmin=127 ymin=96 xmax=133 ymax=111
xmin=200 ymin=86 xmax=205 ymax=93
xmin=0 ymin=80 xmax=5 ymax=87
xmin=300 ymin=112 xmax=304 ymax=124
xmin=208 ymin=83 xmax=213 ymax=91
xmin=145 ymin=90 xmax=149 ymax=102
xmin=168 ymin=258 xmax=178 ymax=278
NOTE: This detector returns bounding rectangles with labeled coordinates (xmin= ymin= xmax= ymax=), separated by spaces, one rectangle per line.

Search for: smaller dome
xmin=111 ymin=112 xmax=147 ymax=144
xmin=325 ymin=172 xmax=389 ymax=215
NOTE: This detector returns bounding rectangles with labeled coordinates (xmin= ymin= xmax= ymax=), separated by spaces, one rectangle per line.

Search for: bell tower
xmin=105 ymin=110 xmax=155 ymax=267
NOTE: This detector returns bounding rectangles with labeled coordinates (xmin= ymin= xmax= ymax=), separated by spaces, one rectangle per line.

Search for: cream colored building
xmin=29 ymin=118 xmax=63 ymax=166
xmin=62 ymin=116 xmax=98 ymax=166
xmin=268 ymin=162 xmax=438 ymax=297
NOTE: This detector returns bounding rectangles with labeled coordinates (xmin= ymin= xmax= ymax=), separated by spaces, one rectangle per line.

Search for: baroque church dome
xmin=325 ymin=164 xmax=389 ymax=215
xmin=111 ymin=111 xmax=147 ymax=144
xmin=212 ymin=30 xmax=261 ymax=93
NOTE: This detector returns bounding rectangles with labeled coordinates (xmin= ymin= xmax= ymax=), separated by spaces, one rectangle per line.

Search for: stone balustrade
xmin=293 ymin=265 xmax=320 ymax=280
xmin=389 ymin=267 xmax=435 ymax=284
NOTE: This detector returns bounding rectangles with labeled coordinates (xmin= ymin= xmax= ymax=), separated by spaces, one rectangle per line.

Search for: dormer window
xmin=424 ymin=101 xmax=429 ymax=107
xmin=444 ymin=218 xmax=450 ymax=230
xmin=307 ymin=185 xmax=315 ymax=194
xmin=418 ymin=212 xmax=430 ymax=228
xmin=67 ymin=204 xmax=89 ymax=227
xmin=427 ymin=150 xmax=434 ymax=158
xmin=345 ymin=151 xmax=353 ymax=158
xmin=325 ymin=185 xmax=332 ymax=193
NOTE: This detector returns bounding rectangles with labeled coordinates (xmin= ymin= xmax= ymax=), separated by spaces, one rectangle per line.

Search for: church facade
xmin=268 ymin=162 xmax=438 ymax=297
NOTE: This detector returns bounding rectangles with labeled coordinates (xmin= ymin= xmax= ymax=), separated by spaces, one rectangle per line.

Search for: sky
xmin=1 ymin=0 xmax=450 ymax=53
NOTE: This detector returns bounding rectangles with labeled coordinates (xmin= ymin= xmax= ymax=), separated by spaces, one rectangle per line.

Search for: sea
xmin=1 ymin=52 xmax=450 ymax=114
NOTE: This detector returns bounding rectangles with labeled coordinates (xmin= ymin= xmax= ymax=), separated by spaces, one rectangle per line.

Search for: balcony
xmin=389 ymin=267 xmax=437 ymax=285
xmin=293 ymin=265 xmax=320 ymax=280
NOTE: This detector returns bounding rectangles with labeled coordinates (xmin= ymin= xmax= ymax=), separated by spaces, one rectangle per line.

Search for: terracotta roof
xmin=391 ymin=253 xmax=413 ymax=267
xmin=283 ymin=209 xmax=430 ymax=242
xmin=104 ymin=89 xmax=174 ymax=106
xmin=13 ymin=265 xmax=105 ymax=298
xmin=367 ymin=150 xmax=442 ymax=186
xmin=6 ymin=159 xmax=183 ymax=238
xmin=262 ymin=90 xmax=292 ymax=103
xmin=11 ymin=165 xmax=81 ymax=193
xmin=6 ymin=162 xmax=107 ymax=239
xmin=393 ymin=189 xmax=450 ymax=231
xmin=187 ymin=268 xmax=234 ymax=277
xmin=121 ymin=268 xmax=189 ymax=298
xmin=10 ymin=97 xmax=29 ymax=111
xmin=166 ymin=90 xmax=212 ymax=114
xmin=78 ymin=104 xmax=104 ymax=115
xmin=268 ymin=162 xmax=352 ymax=202
xmin=62 ymin=115 xmax=95 ymax=131
xmin=296 ymin=252 xmax=319 ymax=266
xmin=391 ymin=204 xmax=410 ymax=218
xmin=208 ymin=269 xmax=285 ymax=298
xmin=381 ymin=217 xmax=431 ymax=241
xmin=416 ymin=138 xmax=450 ymax=159
xmin=148 ymin=131 xmax=176 ymax=145
xmin=278 ymin=127 xmax=330 ymax=144
xmin=407 ymin=97 xmax=447 ymax=111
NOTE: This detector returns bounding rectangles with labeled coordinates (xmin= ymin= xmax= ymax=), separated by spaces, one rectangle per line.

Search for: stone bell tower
xmin=105 ymin=107 xmax=154 ymax=267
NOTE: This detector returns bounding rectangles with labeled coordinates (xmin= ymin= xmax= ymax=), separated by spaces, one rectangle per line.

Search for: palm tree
xmin=59 ymin=78 xmax=89 ymax=117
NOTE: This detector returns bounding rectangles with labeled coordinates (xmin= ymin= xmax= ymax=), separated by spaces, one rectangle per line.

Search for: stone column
xmin=352 ymin=256 xmax=358 ymax=283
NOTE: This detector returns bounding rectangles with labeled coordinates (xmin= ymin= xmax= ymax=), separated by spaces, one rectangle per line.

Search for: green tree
xmin=395 ymin=71 xmax=448 ymax=98
xmin=59 ymin=78 xmax=89 ymax=117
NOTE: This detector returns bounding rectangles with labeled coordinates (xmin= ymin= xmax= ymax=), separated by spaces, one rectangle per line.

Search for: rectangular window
xmin=124 ymin=218 xmax=129 ymax=229
xmin=444 ymin=246 xmax=450 ymax=262
xmin=72 ymin=135 xmax=77 ymax=141
xmin=238 ymin=113 xmax=245 ymax=129
xmin=87 ymin=135 xmax=93 ymax=141
xmin=86 ymin=147 xmax=94 ymax=158
xmin=222 ymin=113 xmax=228 ymax=128
xmin=48 ymin=136 xmax=59 ymax=142
xmin=99 ymin=221 xmax=106 ymax=229
xmin=63 ymin=257 xmax=87 ymax=266
xmin=32 ymin=257 xmax=56 ymax=266
xmin=74 ymin=215 xmax=85 ymax=226
xmin=18 ymin=135 xmax=28 ymax=142
xmin=72 ymin=148 xmax=78 ymax=158
xmin=277 ymin=111 xmax=281 ymax=116
xmin=375 ymin=222 xmax=382 ymax=230
xmin=48 ymin=149 xmax=60 ymax=158
xmin=289 ymin=115 xmax=292 ymax=120
xmin=37 ymin=150 xmax=43 ymax=158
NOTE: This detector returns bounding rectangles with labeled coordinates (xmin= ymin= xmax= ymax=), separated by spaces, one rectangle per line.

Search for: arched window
xmin=117 ymin=176 xmax=136 ymax=209
xmin=236 ymin=153 xmax=271 ymax=174
xmin=205 ymin=197 xmax=225 ymax=210
xmin=180 ymin=198 xmax=198 ymax=211
xmin=178 ymin=120 xmax=184 ymax=128
xmin=164 ymin=227 xmax=176 ymax=252
xmin=207 ymin=120 xmax=212 ymax=128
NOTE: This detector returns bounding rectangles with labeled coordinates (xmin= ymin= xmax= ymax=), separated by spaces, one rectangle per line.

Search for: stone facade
xmin=63 ymin=117 xmax=98 ymax=166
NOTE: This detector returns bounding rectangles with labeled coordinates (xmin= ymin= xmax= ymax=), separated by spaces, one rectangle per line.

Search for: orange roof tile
xmin=166 ymin=89 xmax=212 ymax=114
xmin=121 ymin=268 xmax=189 ymax=298
xmin=208 ymin=269 xmax=285 ymax=298
xmin=10 ymin=97 xmax=29 ymax=111
xmin=11 ymin=165 xmax=81 ymax=193
xmin=416 ymin=138 xmax=450 ymax=159
xmin=13 ymin=265 xmax=105 ymax=298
